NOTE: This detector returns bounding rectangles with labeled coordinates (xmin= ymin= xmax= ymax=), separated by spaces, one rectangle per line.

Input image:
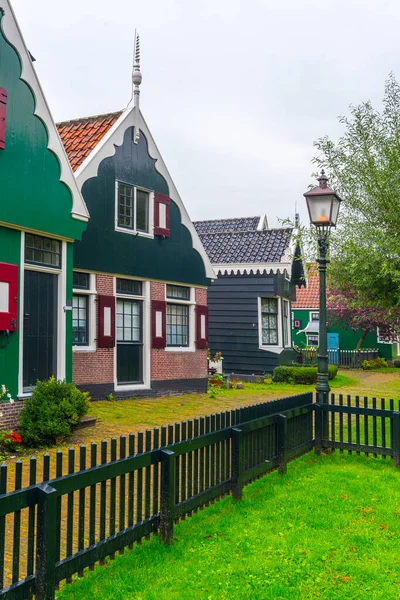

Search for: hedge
xmin=272 ymin=364 xmax=338 ymax=385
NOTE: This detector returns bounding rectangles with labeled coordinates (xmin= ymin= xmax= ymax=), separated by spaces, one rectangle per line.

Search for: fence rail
xmin=315 ymin=394 xmax=400 ymax=464
xmin=2 ymin=391 xmax=399 ymax=600
xmin=327 ymin=348 xmax=379 ymax=368
xmin=0 ymin=392 xmax=313 ymax=600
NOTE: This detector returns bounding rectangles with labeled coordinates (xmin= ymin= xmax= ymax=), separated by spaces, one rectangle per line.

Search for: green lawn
xmin=56 ymin=452 xmax=400 ymax=600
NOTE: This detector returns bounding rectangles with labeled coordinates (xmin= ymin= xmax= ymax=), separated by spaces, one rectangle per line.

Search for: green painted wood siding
xmin=0 ymin=13 xmax=86 ymax=241
xmin=74 ymin=128 xmax=209 ymax=286
xmin=291 ymin=308 xmax=397 ymax=359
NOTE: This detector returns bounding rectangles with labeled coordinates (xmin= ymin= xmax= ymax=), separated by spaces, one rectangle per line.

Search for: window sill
xmin=165 ymin=346 xmax=195 ymax=353
xmin=73 ymin=346 xmax=96 ymax=353
xmin=115 ymin=226 xmax=154 ymax=240
xmin=114 ymin=383 xmax=150 ymax=392
xmin=259 ymin=345 xmax=285 ymax=355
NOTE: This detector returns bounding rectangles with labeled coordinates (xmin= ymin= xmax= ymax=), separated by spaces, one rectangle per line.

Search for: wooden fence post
xmin=392 ymin=411 xmax=400 ymax=468
xmin=231 ymin=427 xmax=243 ymax=500
xmin=36 ymin=483 xmax=58 ymax=600
xmin=315 ymin=404 xmax=323 ymax=455
xmin=160 ymin=449 xmax=175 ymax=544
xmin=277 ymin=414 xmax=288 ymax=474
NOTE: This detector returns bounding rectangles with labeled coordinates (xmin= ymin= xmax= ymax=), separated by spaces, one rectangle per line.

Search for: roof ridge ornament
xmin=132 ymin=30 xmax=142 ymax=144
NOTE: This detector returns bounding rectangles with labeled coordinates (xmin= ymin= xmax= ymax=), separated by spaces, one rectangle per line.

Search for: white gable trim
xmin=75 ymin=105 xmax=215 ymax=280
xmin=1 ymin=1 xmax=89 ymax=222
xmin=213 ymin=262 xmax=291 ymax=276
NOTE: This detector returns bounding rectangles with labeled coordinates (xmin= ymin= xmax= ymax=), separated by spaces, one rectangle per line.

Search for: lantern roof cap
xmin=303 ymin=170 xmax=342 ymax=201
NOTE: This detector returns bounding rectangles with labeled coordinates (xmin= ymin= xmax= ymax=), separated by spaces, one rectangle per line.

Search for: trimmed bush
xmin=19 ymin=377 xmax=90 ymax=446
xmin=393 ymin=359 xmax=400 ymax=368
xmin=362 ymin=357 xmax=388 ymax=370
xmin=273 ymin=365 xmax=338 ymax=385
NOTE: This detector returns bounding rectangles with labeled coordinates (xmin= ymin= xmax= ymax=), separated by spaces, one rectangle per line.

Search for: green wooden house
xmin=0 ymin=0 xmax=89 ymax=400
xmin=292 ymin=266 xmax=399 ymax=361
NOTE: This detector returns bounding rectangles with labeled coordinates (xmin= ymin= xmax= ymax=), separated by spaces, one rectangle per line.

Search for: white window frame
xmin=306 ymin=333 xmax=319 ymax=347
xmin=114 ymin=180 xmax=154 ymax=239
xmin=72 ymin=272 xmax=97 ymax=352
xmin=258 ymin=296 xmax=282 ymax=354
xmin=282 ymin=299 xmax=291 ymax=348
xmin=310 ymin=311 xmax=319 ymax=322
xmin=114 ymin=277 xmax=151 ymax=391
xmin=165 ymin=285 xmax=195 ymax=353
xmin=377 ymin=327 xmax=395 ymax=344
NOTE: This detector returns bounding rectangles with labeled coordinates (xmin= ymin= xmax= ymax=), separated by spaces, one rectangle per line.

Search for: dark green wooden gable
xmin=74 ymin=127 xmax=209 ymax=286
xmin=0 ymin=10 xmax=86 ymax=240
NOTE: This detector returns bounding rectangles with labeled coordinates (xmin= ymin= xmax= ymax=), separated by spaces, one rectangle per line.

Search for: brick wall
xmin=0 ymin=401 xmax=25 ymax=431
xmin=150 ymin=281 xmax=208 ymax=381
xmin=72 ymin=276 xmax=208 ymax=389
xmin=72 ymin=274 xmax=115 ymax=385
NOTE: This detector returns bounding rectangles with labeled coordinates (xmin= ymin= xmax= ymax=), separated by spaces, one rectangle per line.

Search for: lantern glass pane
xmin=307 ymin=195 xmax=334 ymax=226
xmin=331 ymin=197 xmax=340 ymax=226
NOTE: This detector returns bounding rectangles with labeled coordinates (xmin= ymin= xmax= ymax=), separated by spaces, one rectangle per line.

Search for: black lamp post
xmin=304 ymin=170 xmax=342 ymax=406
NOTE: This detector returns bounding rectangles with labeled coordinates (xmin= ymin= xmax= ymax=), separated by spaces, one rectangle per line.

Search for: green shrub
xmin=272 ymin=365 xmax=338 ymax=385
xmin=394 ymin=359 xmax=400 ymax=368
xmin=362 ymin=357 xmax=388 ymax=370
xmin=19 ymin=377 xmax=90 ymax=446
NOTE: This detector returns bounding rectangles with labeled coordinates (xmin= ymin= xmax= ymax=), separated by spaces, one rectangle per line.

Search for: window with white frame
xmin=116 ymin=181 xmax=150 ymax=234
xmin=310 ymin=312 xmax=319 ymax=322
xmin=166 ymin=285 xmax=191 ymax=347
xmin=72 ymin=272 xmax=96 ymax=348
xmin=307 ymin=334 xmax=319 ymax=347
xmin=261 ymin=298 xmax=279 ymax=345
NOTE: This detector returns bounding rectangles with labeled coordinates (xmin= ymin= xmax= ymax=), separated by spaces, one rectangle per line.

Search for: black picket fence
xmin=0 ymin=392 xmax=313 ymax=600
xmin=316 ymin=393 xmax=400 ymax=465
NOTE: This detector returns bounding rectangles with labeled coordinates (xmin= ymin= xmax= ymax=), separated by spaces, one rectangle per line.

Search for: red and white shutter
xmin=152 ymin=300 xmax=166 ymax=348
xmin=97 ymin=295 xmax=115 ymax=348
xmin=0 ymin=262 xmax=18 ymax=331
xmin=0 ymin=89 xmax=8 ymax=150
xmin=196 ymin=305 xmax=208 ymax=349
xmin=154 ymin=193 xmax=170 ymax=237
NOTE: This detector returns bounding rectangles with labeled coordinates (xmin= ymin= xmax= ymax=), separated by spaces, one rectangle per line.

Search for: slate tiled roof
xmin=57 ymin=111 xmax=122 ymax=171
xmin=292 ymin=265 xmax=319 ymax=308
xmin=194 ymin=216 xmax=260 ymax=235
xmin=196 ymin=228 xmax=292 ymax=264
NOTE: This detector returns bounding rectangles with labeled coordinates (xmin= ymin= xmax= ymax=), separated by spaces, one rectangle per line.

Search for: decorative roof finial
xmin=318 ymin=169 xmax=328 ymax=189
xmin=132 ymin=30 xmax=142 ymax=144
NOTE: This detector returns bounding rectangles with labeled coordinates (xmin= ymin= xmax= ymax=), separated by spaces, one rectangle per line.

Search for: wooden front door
xmin=23 ymin=270 xmax=58 ymax=390
xmin=116 ymin=298 xmax=143 ymax=384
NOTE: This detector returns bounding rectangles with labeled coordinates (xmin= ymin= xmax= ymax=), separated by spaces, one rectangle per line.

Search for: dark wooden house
xmin=194 ymin=216 xmax=303 ymax=376
xmin=57 ymin=36 xmax=214 ymax=399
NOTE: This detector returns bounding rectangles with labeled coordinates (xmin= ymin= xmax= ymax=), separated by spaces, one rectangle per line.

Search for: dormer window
xmin=116 ymin=181 xmax=151 ymax=235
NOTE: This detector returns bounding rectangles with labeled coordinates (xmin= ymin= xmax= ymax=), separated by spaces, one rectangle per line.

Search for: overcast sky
xmin=11 ymin=0 xmax=400 ymax=227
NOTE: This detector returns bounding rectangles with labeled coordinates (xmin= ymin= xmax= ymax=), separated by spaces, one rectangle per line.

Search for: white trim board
xmin=74 ymin=105 xmax=215 ymax=281
xmin=212 ymin=263 xmax=291 ymax=276
xmin=1 ymin=1 xmax=89 ymax=223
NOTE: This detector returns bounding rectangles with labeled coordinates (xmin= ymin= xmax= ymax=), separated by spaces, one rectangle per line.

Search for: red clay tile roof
xmin=293 ymin=265 xmax=319 ymax=309
xmin=57 ymin=111 xmax=122 ymax=171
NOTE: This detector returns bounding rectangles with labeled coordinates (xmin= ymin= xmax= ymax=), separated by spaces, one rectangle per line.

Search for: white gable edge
xmin=1 ymin=1 xmax=89 ymax=222
xmin=213 ymin=262 xmax=292 ymax=276
xmin=75 ymin=105 xmax=215 ymax=281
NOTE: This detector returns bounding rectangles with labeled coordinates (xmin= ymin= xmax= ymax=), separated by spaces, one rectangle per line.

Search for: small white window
xmin=307 ymin=334 xmax=319 ymax=346
xmin=310 ymin=312 xmax=319 ymax=322
xmin=116 ymin=181 xmax=153 ymax=236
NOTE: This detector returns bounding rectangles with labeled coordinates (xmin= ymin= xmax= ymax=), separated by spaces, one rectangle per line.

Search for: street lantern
xmin=303 ymin=171 xmax=342 ymax=449
xmin=304 ymin=170 xmax=342 ymax=229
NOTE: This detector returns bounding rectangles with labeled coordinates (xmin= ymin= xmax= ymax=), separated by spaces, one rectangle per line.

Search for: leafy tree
xmin=327 ymin=285 xmax=400 ymax=349
xmin=312 ymin=73 xmax=400 ymax=330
